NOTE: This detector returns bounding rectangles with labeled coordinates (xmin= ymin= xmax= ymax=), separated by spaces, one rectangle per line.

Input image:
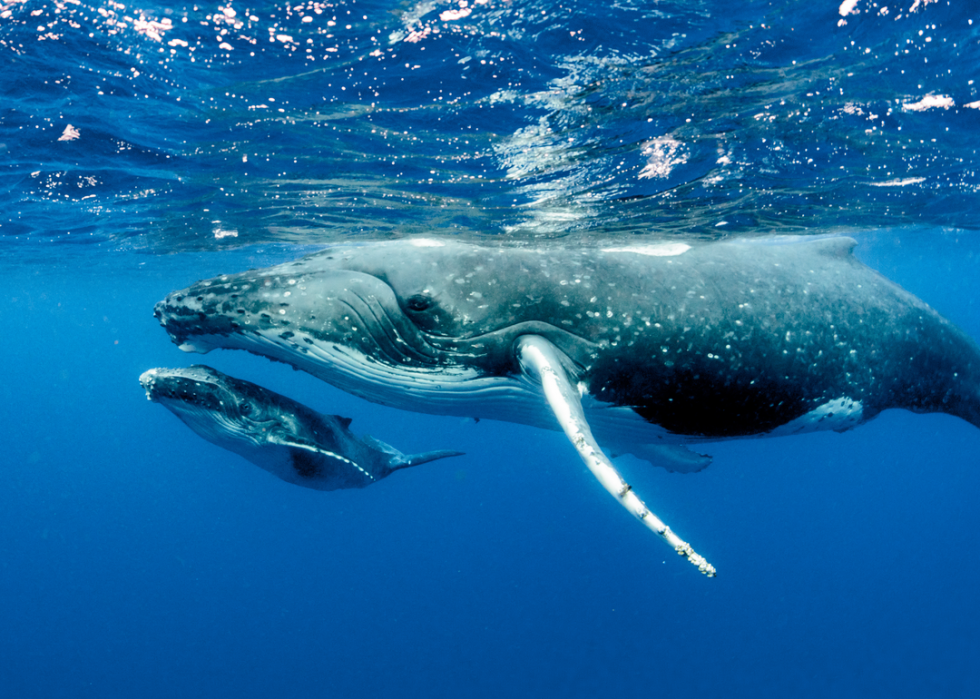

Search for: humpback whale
xmin=154 ymin=237 xmax=980 ymax=575
xmin=140 ymin=365 xmax=463 ymax=490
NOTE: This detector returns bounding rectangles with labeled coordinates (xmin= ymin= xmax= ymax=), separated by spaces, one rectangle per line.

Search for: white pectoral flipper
xmin=517 ymin=335 xmax=716 ymax=577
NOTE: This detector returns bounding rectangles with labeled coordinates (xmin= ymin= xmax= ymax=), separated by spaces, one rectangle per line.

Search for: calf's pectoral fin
xmin=516 ymin=334 xmax=716 ymax=577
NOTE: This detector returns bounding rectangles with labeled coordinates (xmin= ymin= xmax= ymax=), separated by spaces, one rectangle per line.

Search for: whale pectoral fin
xmin=624 ymin=444 xmax=713 ymax=473
xmin=516 ymin=335 xmax=716 ymax=577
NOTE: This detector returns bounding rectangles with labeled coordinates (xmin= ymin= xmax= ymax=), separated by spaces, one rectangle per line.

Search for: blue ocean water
xmin=2 ymin=1 xmax=979 ymax=697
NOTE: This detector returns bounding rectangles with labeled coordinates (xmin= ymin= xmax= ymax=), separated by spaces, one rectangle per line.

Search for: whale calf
xmin=140 ymin=365 xmax=463 ymax=491
xmin=154 ymin=237 xmax=980 ymax=575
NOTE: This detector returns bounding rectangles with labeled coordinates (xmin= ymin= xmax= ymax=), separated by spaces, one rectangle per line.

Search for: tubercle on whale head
xmin=139 ymin=365 xmax=233 ymax=413
xmin=151 ymin=263 xmax=325 ymax=356
xmin=152 ymin=300 xmax=220 ymax=354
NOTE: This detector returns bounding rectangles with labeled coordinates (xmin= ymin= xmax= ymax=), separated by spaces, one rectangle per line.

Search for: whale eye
xmin=406 ymin=293 xmax=434 ymax=313
xmin=239 ymin=403 xmax=252 ymax=416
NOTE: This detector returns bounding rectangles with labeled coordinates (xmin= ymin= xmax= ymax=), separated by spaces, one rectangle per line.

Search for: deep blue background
xmin=1 ymin=233 xmax=978 ymax=697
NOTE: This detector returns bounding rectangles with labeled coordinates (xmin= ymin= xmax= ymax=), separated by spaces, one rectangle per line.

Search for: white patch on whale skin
xmin=178 ymin=341 xmax=215 ymax=354
xmin=601 ymin=243 xmax=691 ymax=257
xmin=768 ymin=397 xmax=864 ymax=437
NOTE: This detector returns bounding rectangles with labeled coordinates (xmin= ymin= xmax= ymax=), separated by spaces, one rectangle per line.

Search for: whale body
xmin=140 ymin=365 xmax=463 ymax=491
xmin=154 ymin=237 xmax=980 ymax=446
xmin=153 ymin=236 xmax=980 ymax=574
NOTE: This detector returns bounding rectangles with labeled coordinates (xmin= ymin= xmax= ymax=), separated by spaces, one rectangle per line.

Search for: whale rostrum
xmin=154 ymin=237 xmax=980 ymax=576
xmin=140 ymin=365 xmax=463 ymax=491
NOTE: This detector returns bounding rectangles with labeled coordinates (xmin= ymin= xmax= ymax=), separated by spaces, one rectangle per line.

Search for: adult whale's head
xmin=153 ymin=238 xmax=602 ymax=424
